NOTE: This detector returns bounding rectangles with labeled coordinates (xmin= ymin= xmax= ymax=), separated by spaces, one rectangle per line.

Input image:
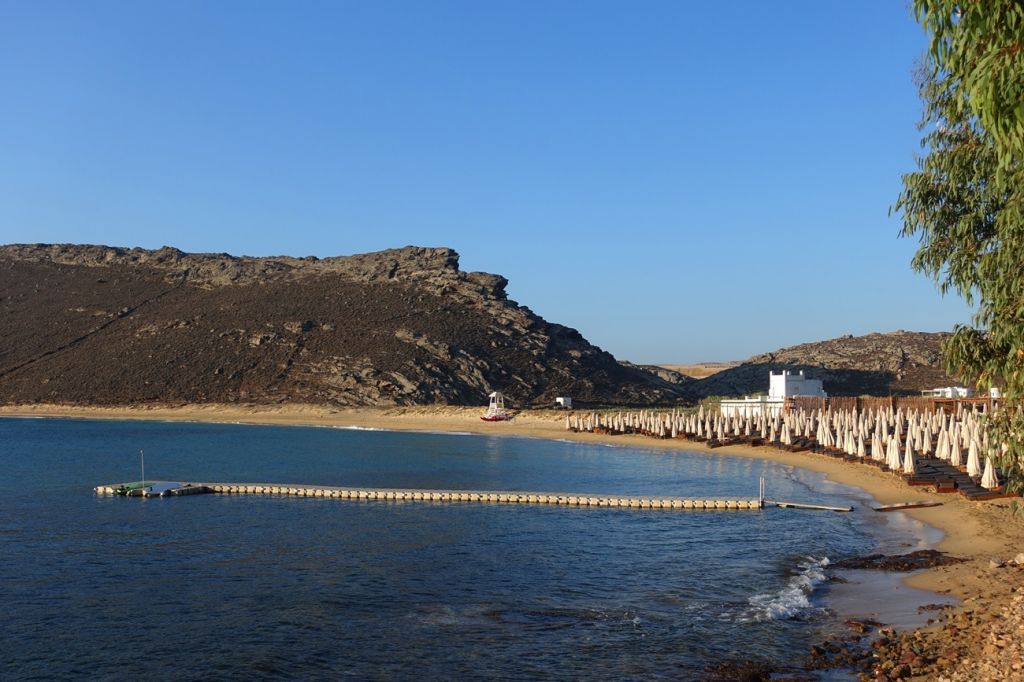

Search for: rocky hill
xmin=0 ymin=244 xmax=689 ymax=407
xmin=618 ymin=361 xmax=694 ymax=386
xmin=689 ymin=331 xmax=958 ymax=397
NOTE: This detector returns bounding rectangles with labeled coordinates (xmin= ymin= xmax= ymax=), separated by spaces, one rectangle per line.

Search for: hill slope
xmin=689 ymin=331 xmax=958 ymax=397
xmin=0 ymin=244 xmax=688 ymax=407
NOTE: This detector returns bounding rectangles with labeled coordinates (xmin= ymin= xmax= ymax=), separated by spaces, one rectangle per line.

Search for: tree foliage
xmin=896 ymin=1 xmax=1024 ymax=492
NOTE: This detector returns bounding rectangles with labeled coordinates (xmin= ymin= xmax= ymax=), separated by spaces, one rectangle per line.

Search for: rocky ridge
xmin=689 ymin=331 xmax=958 ymax=398
xmin=0 ymin=243 xmax=687 ymax=407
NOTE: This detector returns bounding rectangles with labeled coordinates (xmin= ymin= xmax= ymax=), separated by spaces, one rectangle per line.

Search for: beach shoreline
xmin=4 ymin=402 xmax=1023 ymax=679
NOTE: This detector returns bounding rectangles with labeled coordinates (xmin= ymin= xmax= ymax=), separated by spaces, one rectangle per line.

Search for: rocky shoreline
xmin=868 ymin=556 xmax=1024 ymax=682
xmin=704 ymin=550 xmax=1024 ymax=681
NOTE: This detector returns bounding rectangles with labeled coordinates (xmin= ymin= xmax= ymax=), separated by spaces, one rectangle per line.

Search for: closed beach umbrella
xmin=981 ymin=457 xmax=1000 ymax=490
xmin=949 ymin=437 xmax=963 ymax=467
xmin=967 ymin=438 xmax=982 ymax=477
xmin=887 ymin=437 xmax=902 ymax=470
xmin=935 ymin=430 xmax=949 ymax=461
xmin=872 ymin=435 xmax=884 ymax=461
xmin=857 ymin=434 xmax=867 ymax=459
xmin=903 ymin=439 xmax=916 ymax=475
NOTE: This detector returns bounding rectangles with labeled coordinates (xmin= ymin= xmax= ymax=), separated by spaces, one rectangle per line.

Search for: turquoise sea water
xmin=0 ymin=418 xmax=926 ymax=679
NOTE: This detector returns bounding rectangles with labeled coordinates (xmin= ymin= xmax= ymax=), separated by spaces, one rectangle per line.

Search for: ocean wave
xmin=741 ymin=556 xmax=830 ymax=622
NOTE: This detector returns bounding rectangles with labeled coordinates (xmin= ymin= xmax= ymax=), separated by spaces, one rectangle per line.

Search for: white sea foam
xmin=742 ymin=556 xmax=830 ymax=622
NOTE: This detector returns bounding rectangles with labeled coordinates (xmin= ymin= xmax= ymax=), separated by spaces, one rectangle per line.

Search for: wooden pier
xmin=94 ymin=481 xmax=766 ymax=510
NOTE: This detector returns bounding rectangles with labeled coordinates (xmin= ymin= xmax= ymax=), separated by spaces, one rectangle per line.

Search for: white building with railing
xmin=720 ymin=370 xmax=826 ymax=418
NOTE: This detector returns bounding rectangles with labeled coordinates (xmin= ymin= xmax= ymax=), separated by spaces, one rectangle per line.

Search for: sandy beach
xmin=3 ymin=402 xmax=1023 ymax=679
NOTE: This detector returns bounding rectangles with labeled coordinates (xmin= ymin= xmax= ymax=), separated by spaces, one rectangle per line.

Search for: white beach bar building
xmin=719 ymin=370 xmax=827 ymax=418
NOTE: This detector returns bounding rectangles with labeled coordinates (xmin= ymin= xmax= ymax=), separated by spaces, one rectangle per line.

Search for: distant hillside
xmin=689 ymin=331 xmax=958 ymax=398
xmin=0 ymin=244 xmax=688 ymax=407
xmin=618 ymin=361 xmax=694 ymax=386
xmin=656 ymin=362 xmax=740 ymax=380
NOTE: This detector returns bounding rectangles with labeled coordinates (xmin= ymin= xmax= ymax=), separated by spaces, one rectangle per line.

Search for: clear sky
xmin=0 ymin=1 xmax=973 ymax=363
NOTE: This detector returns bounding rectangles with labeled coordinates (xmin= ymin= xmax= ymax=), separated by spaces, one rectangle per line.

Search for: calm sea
xmin=0 ymin=418 xmax=927 ymax=679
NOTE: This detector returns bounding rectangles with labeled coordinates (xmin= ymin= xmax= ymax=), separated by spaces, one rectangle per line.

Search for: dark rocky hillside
xmin=0 ymin=244 xmax=689 ymax=407
xmin=690 ymin=331 xmax=958 ymax=398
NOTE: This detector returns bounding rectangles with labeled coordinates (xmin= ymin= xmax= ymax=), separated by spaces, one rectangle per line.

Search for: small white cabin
xmin=555 ymin=397 xmax=572 ymax=409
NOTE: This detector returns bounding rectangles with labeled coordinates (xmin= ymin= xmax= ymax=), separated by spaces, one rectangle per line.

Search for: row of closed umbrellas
xmin=566 ymin=403 xmax=1007 ymax=491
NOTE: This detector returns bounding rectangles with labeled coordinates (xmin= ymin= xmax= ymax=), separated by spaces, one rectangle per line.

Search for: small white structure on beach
xmin=555 ymin=397 xmax=573 ymax=409
xmin=720 ymin=370 xmax=826 ymax=418
xmin=481 ymin=391 xmax=511 ymax=421
xmin=921 ymin=386 xmax=974 ymax=399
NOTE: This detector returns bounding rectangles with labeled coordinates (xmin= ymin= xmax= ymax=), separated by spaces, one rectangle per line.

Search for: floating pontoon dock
xmin=94 ymin=479 xmax=852 ymax=512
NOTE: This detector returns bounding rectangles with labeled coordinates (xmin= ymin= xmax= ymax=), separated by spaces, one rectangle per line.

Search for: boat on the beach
xmin=873 ymin=501 xmax=944 ymax=512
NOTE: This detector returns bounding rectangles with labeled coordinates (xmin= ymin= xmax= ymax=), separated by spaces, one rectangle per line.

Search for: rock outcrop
xmin=0 ymin=244 xmax=689 ymax=407
xmin=689 ymin=331 xmax=958 ymax=398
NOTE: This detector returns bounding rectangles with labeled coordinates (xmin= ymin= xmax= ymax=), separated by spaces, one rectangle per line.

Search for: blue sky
xmin=0 ymin=1 xmax=972 ymax=363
